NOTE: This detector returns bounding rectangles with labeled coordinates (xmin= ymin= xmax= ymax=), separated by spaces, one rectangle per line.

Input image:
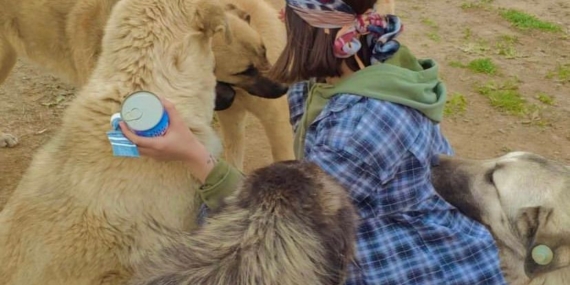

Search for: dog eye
xmin=234 ymin=65 xmax=257 ymax=76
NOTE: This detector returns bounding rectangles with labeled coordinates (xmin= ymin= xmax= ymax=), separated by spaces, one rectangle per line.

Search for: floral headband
xmin=285 ymin=0 xmax=403 ymax=64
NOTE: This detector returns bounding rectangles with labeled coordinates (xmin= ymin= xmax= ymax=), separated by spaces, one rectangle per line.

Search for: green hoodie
xmin=294 ymin=45 xmax=447 ymax=159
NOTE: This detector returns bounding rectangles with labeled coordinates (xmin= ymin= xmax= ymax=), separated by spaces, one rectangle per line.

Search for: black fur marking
xmin=214 ymin=81 xmax=236 ymax=111
xmin=431 ymin=160 xmax=484 ymax=223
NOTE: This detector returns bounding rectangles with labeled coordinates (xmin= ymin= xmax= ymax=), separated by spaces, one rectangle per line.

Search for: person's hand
xmin=119 ymin=97 xmax=215 ymax=182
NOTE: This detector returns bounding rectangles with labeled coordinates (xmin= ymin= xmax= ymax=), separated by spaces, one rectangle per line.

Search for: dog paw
xmin=1 ymin=133 xmax=18 ymax=148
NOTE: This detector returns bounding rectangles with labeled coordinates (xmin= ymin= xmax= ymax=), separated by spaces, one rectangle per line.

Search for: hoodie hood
xmin=311 ymin=45 xmax=447 ymax=122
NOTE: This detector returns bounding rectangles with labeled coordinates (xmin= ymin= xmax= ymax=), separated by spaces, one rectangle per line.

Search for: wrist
xmin=183 ymin=142 xmax=216 ymax=183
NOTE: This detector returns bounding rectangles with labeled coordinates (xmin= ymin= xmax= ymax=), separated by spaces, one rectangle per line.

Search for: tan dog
xmin=0 ymin=0 xmax=230 ymax=283
xmin=129 ymin=160 xmax=358 ymax=285
xmin=0 ymin=0 xmax=294 ymax=171
xmin=431 ymin=152 xmax=570 ymax=285
xmin=212 ymin=0 xmax=294 ymax=169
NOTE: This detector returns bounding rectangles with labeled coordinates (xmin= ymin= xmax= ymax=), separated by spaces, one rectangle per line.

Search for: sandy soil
xmin=1 ymin=0 xmax=569 ymax=207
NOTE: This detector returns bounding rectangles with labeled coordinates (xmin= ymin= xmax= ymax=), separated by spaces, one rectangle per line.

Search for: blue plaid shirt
xmin=288 ymin=81 xmax=507 ymax=285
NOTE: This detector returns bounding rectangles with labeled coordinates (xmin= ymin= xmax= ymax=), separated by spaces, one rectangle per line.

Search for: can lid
xmin=120 ymin=91 xmax=164 ymax=131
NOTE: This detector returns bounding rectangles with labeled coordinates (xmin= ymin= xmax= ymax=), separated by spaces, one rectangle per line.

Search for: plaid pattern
xmin=288 ymin=81 xmax=507 ymax=285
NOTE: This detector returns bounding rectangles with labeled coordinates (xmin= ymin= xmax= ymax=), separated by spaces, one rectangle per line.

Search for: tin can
xmin=120 ymin=91 xmax=169 ymax=137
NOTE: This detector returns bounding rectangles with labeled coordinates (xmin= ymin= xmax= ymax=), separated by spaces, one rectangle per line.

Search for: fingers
xmin=159 ymin=96 xmax=186 ymax=127
xmin=119 ymin=122 xmax=153 ymax=147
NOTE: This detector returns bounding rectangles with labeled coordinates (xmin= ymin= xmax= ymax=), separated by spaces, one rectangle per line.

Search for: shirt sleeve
xmin=198 ymin=158 xmax=245 ymax=210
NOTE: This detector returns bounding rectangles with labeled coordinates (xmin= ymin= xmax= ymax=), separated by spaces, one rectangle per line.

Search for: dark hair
xmin=269 ymin=0 xmax=377 ymax=84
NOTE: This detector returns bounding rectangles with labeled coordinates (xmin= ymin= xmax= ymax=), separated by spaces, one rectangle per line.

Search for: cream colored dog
xmin=0 ymin=0 xmax=230 ymax=283
xmin=0 ymin=0 xmax=294 ymax=171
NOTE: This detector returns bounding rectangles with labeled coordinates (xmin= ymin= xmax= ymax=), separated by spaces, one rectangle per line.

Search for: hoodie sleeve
xmin=197 ymin=158 xmax=245 ymax=210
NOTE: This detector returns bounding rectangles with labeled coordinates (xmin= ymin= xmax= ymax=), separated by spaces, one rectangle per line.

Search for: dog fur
xmin=431 ymin=151 xmax=570 ymax=285
xmin=129 ymin=160 xmax=358 ymax=285
xmin=0 ymin=0 xmax=230 ymax=283
xmin=0 ymin=0 xmax=294 ymax=171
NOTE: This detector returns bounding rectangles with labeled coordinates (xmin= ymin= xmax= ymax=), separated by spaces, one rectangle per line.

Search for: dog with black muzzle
xmin=431 ymin=151 xmax=570 ymax=285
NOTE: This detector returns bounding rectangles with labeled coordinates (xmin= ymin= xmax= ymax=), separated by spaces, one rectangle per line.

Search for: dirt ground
xmin=1 ymin=0 xmax=569 ymax=206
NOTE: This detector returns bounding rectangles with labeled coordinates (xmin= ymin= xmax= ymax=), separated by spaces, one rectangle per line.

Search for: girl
xmin=121 ymin=0 xmax=507 ymax=283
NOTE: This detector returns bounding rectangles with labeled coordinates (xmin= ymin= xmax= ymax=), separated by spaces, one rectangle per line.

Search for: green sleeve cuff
xmin=198 ymin=158 xmax=245 ymax=210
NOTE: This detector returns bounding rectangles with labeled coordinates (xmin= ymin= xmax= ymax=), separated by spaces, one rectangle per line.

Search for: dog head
xmin=211 ymin=4 xmax=289 ymax=105
xmin=431 ymin=152 xmax=570 ymax=285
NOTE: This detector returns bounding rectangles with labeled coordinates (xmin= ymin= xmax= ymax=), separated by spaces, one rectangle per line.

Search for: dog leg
xmin=238 ymin=94 xmax=295 ymax=163
xmin=0 ymin=35 xmax=19 ymax=148
xmin=0 ymin=34 xmax=17 ymax=86
xmin=66 ymin=0 xmax=114 ymax=86
xmin=216 ymin=94 xmax=248 ymax=170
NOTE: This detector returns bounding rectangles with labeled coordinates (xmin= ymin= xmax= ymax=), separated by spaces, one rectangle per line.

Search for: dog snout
xmin=431 ymin=157 xmax=484 ymax=223
xmin=243 ymin=75 xmax=288 ymax=99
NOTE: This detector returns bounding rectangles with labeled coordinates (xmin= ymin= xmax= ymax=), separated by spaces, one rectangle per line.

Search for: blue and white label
xmin=107 ymin=112 xmax=140 ymax=158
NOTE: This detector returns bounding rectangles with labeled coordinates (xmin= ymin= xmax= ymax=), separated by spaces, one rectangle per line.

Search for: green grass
xmin=495 ymin=35 xmax=521 ymax=59
xmin=467 ymin=58 xmax=498 ymax=75
xmin=537 ymin=93 xmax=555 ymax=105
xmin=476 ymin=81 xmax=528 ymax=116
xmin=460 ymin=40 xmax=491 ymax=55
xmin=462 ymin=28 xmax=473 ymax=40
xmin=444 ymin=93 xmax=468 ymax=116
xmin=421 ymin=18 xmax=439 ymax=29
xmin=499 ymin=9 xmax=562 ymax=32
xmin=428 ymin=32 xmax=441 ymax=42
xmin=449 ymin=58 xmax=498 ymax=75
xmin=546 ymin=63 xmax=570 ymax=83
xmin=421 ymin=18 xmax=440 ymax=42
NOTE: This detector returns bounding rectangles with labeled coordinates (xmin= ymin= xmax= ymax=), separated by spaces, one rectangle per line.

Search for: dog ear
xmin=225 ymin=4 xmax=251 ymax=24
xmin=520 ymin=207 xmax=570 ymax=278
xmin=194 ymin=0 xmax=233 ymax=44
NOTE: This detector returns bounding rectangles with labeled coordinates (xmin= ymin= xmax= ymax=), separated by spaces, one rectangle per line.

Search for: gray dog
xmin=431 ymin=151 xmax=570 ymax=285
